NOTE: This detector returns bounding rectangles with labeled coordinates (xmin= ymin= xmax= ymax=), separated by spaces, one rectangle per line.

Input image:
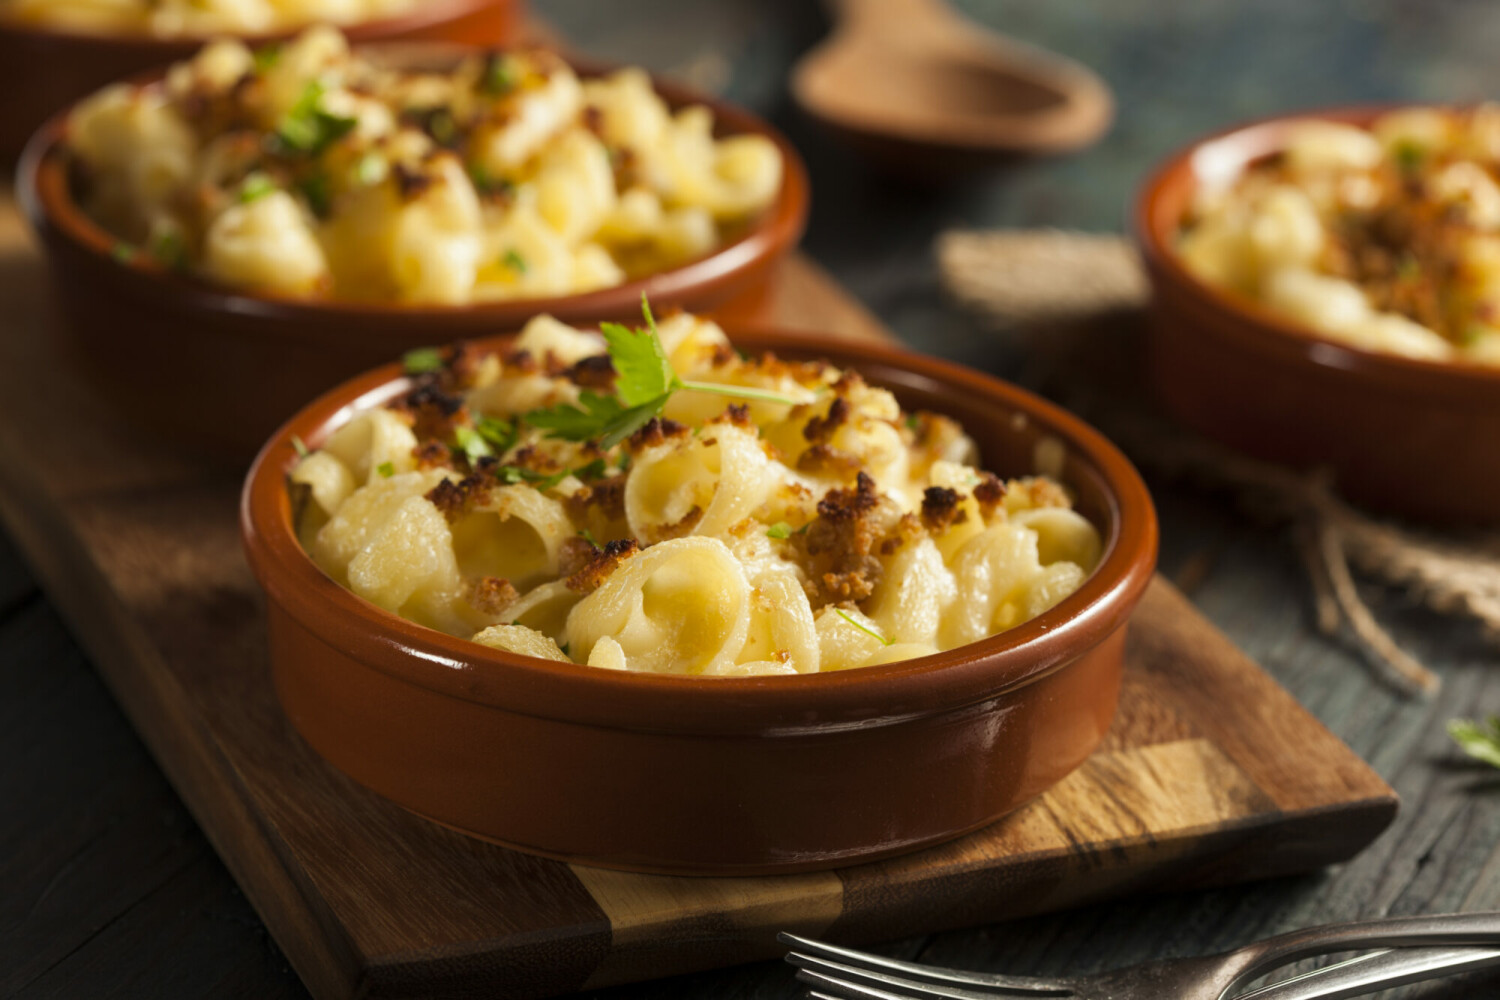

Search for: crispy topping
xmin=391 ymin=161 xmax=434 ymax=200
xmin=973 ymin=473 xmax=1006 ymax=518
xmin=390 ymin=383 xmax=467 ymax=442
xmin=557 ymin=536 xmax=598 ymax=579
xmin=563 ymin=475 xmax=627 ymax=523
xmin=469 ymin=576 xmax=520 ymax=617
xmin=626 ymin=416 xmax=690 ymax=452
xmin=797 ymin=443 xmax=862 ymax=477
xmin=920 ymin=486 xmax=964 ymax=532
xmin=802 ymin=397 xmax=849 ymax=444
xmin=565 ymin=538 xmax=640 ymax=593
xmin=797 ymin=473 xmax=895 ymax=606
xmin=568 ymin=354 xmax=617 ymax=390
xmin=412 ymin=439 xmax=455 ymax=470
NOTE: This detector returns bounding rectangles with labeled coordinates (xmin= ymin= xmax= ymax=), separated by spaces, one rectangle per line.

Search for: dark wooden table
xmin=5 ymin=1 xmax=1499 ymax=997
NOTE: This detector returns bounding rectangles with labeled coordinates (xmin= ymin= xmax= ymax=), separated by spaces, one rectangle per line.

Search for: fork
xmin=779 ymin=911 xmax=1500 ymax=1000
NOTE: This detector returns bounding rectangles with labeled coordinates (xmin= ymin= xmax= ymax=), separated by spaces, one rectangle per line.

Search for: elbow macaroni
xmin=1177 ymin=107 xmax=1500 ymax=365
xmin=291 ymin=312 xmax=1103 ymax=676
xmin=64 ymin=28 xmax=785 ymax=305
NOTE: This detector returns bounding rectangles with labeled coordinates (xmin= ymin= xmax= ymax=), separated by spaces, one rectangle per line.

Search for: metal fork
xmin=780 ymin=911 xmax=1500 ymax=1000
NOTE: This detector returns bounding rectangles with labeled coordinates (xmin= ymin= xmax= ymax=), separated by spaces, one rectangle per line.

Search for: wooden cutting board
xmin=0 ymin=191 xmax=1396 ymax=1000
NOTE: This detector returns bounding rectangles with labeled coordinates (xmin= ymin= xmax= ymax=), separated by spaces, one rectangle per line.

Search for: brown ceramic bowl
xmin=17 ymin=52 xmax=810 ymax=458
xmin=1136 ymin=106 xmax=1500 ymax=524
xmin=240 ymin=328 xmax=1158 ymax=875
xmin=0 ymin=0 xmax=521 ymax=160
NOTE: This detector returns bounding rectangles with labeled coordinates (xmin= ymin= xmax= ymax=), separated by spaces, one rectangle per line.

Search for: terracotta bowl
xmin=16 ymin=55 xmax=810 ymax=458
xmin=1136 ymin=106 xmax=1500 ymax=524
xmin=0 ymin=0 xmax=521 ymax=160
xmin=240 ymin=328 xmax=1158 ymax=875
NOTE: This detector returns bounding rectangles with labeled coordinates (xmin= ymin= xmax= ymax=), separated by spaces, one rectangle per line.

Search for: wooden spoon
xmin=793 ymin=0 xmax=1113 ymax=173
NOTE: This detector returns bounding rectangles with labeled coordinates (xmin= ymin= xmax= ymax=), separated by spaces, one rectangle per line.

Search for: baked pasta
xmin=290 ymin=309 xmax=1103 ymax=676
xmin=2 ymin=0 xmax=416 ymax=35
xmin=1178 ymin=107 xmax=1500 ymax=365
xmin=64 ymin=27 xmax=784 ymax=303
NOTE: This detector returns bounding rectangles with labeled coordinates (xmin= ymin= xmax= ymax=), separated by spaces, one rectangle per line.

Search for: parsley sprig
xmin=1449 ymin=716 xmax=1500 ymax=770
xmin=526 ymin=296 xmax=808 ymax=449
xmin=275 ymin=81 xmax=358 ymax=156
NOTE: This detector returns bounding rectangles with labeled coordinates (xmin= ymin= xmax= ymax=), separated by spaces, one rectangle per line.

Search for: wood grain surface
xmin=0 ymin=173 xmax=1396 ymax=998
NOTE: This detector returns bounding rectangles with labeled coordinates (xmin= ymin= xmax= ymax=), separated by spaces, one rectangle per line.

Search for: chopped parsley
xmin=376 ymin=461 xmax=395 ymax=478
xmin=578 ymin=528 xmax=601 ymax=548
xmin=238 ymin=172 xmax=277 ymax=203
xmin=402 ymin=346 xmax=445 ymax=374
xmin=502 ymin=248 xmax=527 ymax=274
xmin=1449 ymin=716 xmax=1500 ymax=769
xmin=296 ymin=173 xmax=333 ymax=219
xmin=475 ymin=415 xmax=517 ymax=455
xmin=252 ymin=42 xmax=282 ymax=72
xmin=468 ymin=163 xmax=515 ymax=198
xmin=766 ymin=522 xmax=794 ymax=540
xmin=835 ymin=608 xmax=894 ymax=646
xmin=111 ymin=241 xmax=136 ymax=264
xmin=291 ymin=435 xmax=310 ymax=458
xmin=525 ymin=296 xmax=806 ymax=449
xmin=1393 ymin=140 xmax=1424 ymax=173
xmin=149 ymin=229 xmax=187 ymax=270
xmin=275 ymin=81 xmax=358 ymax=156
xmin=572 ymin=458 xmax=609 ymax=480
xmin=480 ymin=55 xmax=518 ymax=97
xmin=355 ymin=151 xmax=387 ymax=186
xmin=453 ymin=425 xmax=493 ymax=466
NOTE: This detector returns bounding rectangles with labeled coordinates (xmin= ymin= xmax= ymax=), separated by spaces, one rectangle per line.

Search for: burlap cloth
xmin=939 ymin=229 xmax=1500 ymax=697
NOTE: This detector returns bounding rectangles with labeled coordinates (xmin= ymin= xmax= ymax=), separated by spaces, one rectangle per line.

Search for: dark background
xmin=5 ymin=1 xmax=1499 ymax=997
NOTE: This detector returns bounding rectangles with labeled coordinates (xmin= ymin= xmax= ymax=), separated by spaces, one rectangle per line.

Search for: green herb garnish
xmin=111 ymin=241 xmax=136 ymax=264
xmin=252 ymin=42 xmax=282 ymax=72
xmin=355 ymin=151 xmax=386 ymax=186
xmin=480 ymin=55 xmax=518 ymax=97
xmin=468 ymin=163 xmax=515 ymax=198
xmin=291 ymin=435 xmax=310 ymax=458
xmin=297 ymin=173 xmax=333 ymax=219
xmin=475 ymin=415 xmax=517 ymax=456
xmin=579 ymin=528 xmax=600 ymax=548
xmin=149 ymin=229 xmax=187 ymax=270
xmin=904 ymin=413 xmax=921 ymax=431
xmin=402 ymin=346 xmax=445 ymax=374
xmin=453 ymin=425 xmax=492 ymax=466
xmin=1394 ymin=140 xmax=1425 ymax=173
xmin=835 ymin=608 xmax=894 ymax=646
xmin=239 ymin=172 xmax=277 ymax=203
xmin=502 ymin=248 xmax=527 ymax=274
xmin=525 ymin=296 xmax=806 ymax=449
xmin=572 ymin=458 xmax=608 ymax=480
xmin=1449 ymin=716 xmax=1500 ymax=769
xmin=376 ymin=461 xmax=395 ymax=478
xmin=275 ymin=81 xmax=357 ymax=156
xmin=767 ymin=522 xmax=794 ymax=540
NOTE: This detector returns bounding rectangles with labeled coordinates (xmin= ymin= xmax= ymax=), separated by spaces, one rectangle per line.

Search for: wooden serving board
xmin=0 ymin=190 xmax=1397 ymax=1000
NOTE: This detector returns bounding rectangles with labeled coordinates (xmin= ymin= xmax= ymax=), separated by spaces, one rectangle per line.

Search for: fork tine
xmin=797 ymin=966 xmax=954 ymax=999
xmin=778 ymin=932 xmax=1073 ymax=995
xmin=791 ymin=953 xmax=1039 ymax=999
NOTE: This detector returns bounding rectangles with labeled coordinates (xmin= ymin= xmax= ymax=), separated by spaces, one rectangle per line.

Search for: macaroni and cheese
xmin=2 ymin=0 xmax=417 ymax=35
xmin=290 ymin=311 xmax=1102 ymax=676
xmin=65 ymin=28 xmax=784 ymax=303
xmin=1178 ymin=107 xmax=1500 ymax=366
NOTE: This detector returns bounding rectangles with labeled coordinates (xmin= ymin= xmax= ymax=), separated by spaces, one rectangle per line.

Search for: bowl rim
xmin=0 ymin=0 xmax=503 ymax=47
xmin=15 ymin=46 xmax=810 ymax=336
xmin=241 ymin=326 xmax=1159 ymax=737
xmin=1132 ymin=102 xmax=1500 ymax=398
